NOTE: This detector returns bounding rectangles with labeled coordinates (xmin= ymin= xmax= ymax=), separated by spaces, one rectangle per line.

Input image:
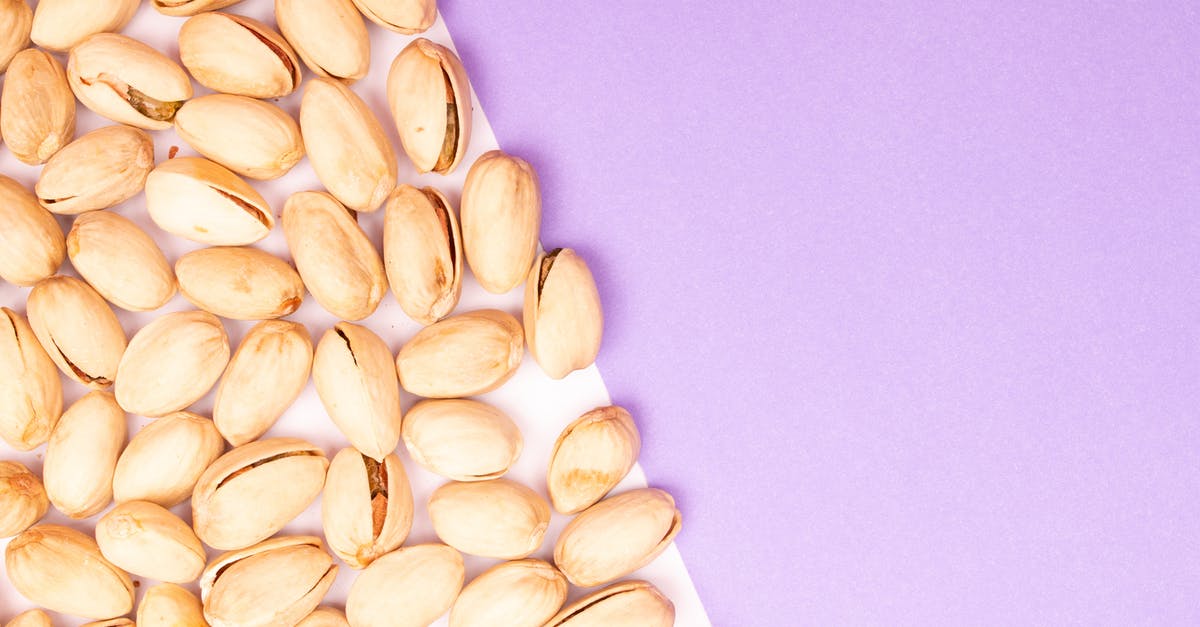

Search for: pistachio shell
xmin=145 ymin=157 xmax=273 ymax=246
xmin=553 ymin=488 xmax=682 ymax=587
xmin=387 ymin=38 xmax=472 ymax=175
xmin=312 ymin=323 xmax=403 ymax=460
xmin=27 ymin=275 xmax=127 ymax=389
xmin=5 ymin=525 xmax=134 ymax=620
xmin=175 ymin=95 xmax=304 ymax=180
xmin=395 ymin=309 xmax=524 ymax=398
xmin=153 ymin=0 xmax=244 ymax=17
xmin=524 ymin=248 xmax=604 ymax=379
xmin=213 ymin=320 xmax=313 ymax=446
xmin=31 ymin=0 xmax=138 ymax=51
xmin=0 ymin=462 xmax=49 ymax=538
xmin=276 ymin=0 xmax=370 ymax=83
xmin=345 ymin=543 xmax=464 ymax=627
xmin=402 ymin=399 xmax=522 ymax=481
xmin=114 ymin=411 xmax=225 ymax=508
xmin=1 ymin=49 xmax=75 ymax=165
xmin=449 ymin=559 xmax=567 ymax=627
xmin=83 ymin=620 xmax=134 ymax=627
xmin=321 ymin=448 xmax=413 ymax=569
xmin=201 ymin=536 xmax=337 ymax=627
xmin=37 ymin=125 xmax=154 ymax=215
xmin=351 ymin=0 xmax=435 ymax=34
xmin=175 ymin=247 xmax=305 ymax=321
xmin=114 ymin=310 xmax=230 ymax=417
xmin=67 ymin=33 xmax=193 ymax=130
xmin=66 ymin=210 xmax=176 ymax=312
xmin=138 ymin=583 xmax=207 ymax=627
xmin=179 ymin=12 xmax=301 ymax=99
xmin=96 ymin=500 xmax=206 ymax=584
xmin=429 ymin=478 xmax=550 ymax=559
xmin=0 ymin=0 xmax=31 ymax=74
xmin=0 ymin=309 xmax=62 ymax=451
xmin=299 ymin=77 xmax=396 ymax=212
xmin=42 ymin=391 xmax=125 ymax=518
xmin=0 ymin=175 xmax=65 ymax=286
xmin=460 ymin=151 xmax=542 ymax=294
xmin=5 ymin=609 xmax=51 ymax=627
xmin=383 ymin=185 xmax=463 ymax=325
xmin=543 ymin=580 xmax=675 ymax=627
xmin=297 ymin=607 xmax=349 ymax=627
xmin=547 ymin=406 xmax=640 ymax=514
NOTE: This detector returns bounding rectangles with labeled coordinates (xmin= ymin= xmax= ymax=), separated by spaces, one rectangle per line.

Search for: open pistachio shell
xmin=387 ymin=38 xmax=473 ymax=175
xmin=179 ymin=12 xmax=301 ymax=99
xmin=524 ymin=248 xmax=604 ymax=379
xmin=321 ymin=448 xmax=413 ymax=569
xmin=543 ymin=580 xmax=675 ymax=627
xmin=276 ymin=0 xmax=370 ymax=83
xmin=67 ymin=33 xmax=192 ymax=130
xmin=38 ymin=125 xmax=154 ymax=216
xmin=27 ymin=275 xmax=127 ymax=389
xmin=312 ymin=323 xmax=403 ymax=461
xmin=0 ymin=308 xmax=62 ymax=451
xmin=200 ymin=536 xmax=337 ymax=627
xmin=547 ymin=406 xmax=640 ymax=514
xmin=383 ymin=185 xmax=463 ymax=325
xmin=145 ymin=157 xmax=274 ymax=245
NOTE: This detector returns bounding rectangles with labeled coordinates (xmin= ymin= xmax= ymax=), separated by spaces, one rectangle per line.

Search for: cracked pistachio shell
xmin=67 ymin=33 xmax=193 ymax=130
xmin=201 ymin=536 xmax=337 ymax=627
xmin=544 ymin=580 xmax=674 ymax=627
xmin=0 ymin=462 xmax=49 ymax=538
xmin=548 ymin=406 xmax=640 ymax=515
xmin=297 ymin=607 xmax=349 ymax=627
xmin=179 ymin=12 xmax=300 ymax=99
xmin=352 ymin=0 xmax=435 ymax=34
xmin=43 ymin=391 xmax=125 ymax=519
xmin=38 ymin=125 xmax=154 ymax=215
xmin=138 ymin=583 xmax=206 ymax=627
xmin=27 ymin=276 xmax=127 ymax=389
xmin=429 ymin=479 xmax=550 ymax=560
xmin=460 ymin=151 xmax=541 ymax=294
xmin=67 ymin=210 xmax=175 ymax=312
xmin=176 ymin=95 xmax=304 ymax=180
xmin=175 ymin=247 xmax=305 ymax=321
xmin=282 ymin=191 xmax=385 ymax=321
xmin=300 ymin=77 xmax=396 ymax=212
xmin=0 ymin=176 xmax=64 ymax=286
xmin=1 ymin=49 xmax=75 ymax=165
xmin=276 ymin=0 xmax=369 ymax=83
xmin=97 ymin=500 xmax=206 ymax=584
xmin=115 ymin=310 xmax=230 ymax=417
xmin=5 ymin=609 xmax=51 ymax=627
xmin=83 ymin=620 xmax=134 ymax=627
xmin=0 ymin=309 xmax=62 ymax=451
xmin=322 ymin=448 xmax=413 ymax=569
xmin=395 ymin=309 xmax=523 ymax=398
xmin=449 ymin=559 xmax=566 ymax=627
xmin=387 ymin=38 xmax=473 ymax=175
xmin=213 ymin=320 xmax=312 ymax=446
xmin=383 ymin=185 xmax=463 ymax=325
xmin=524 ymin=248 xmax=603 ymax=379
xmin=114 ymin=412 xmax=224 ymax=508
xmin=31 ymin=0 xmax=138 ymax=51
xmin=312 ymin=323 xmax=402 ymax=461
xmin=553 ymin=488 xmax=682 ymax=587
xmin=346 ymin=543 xmax=464 ymax=627
xmin=145 ymin=157 xmax=273 ymax=245
xmin=192 ymin=438 xmax=329 ymax=550
xmin=0 ymin=0 xmax=31 ymax=74
xmin=402 ymin=399 xmax=522 ymax=482
xmin=5 ymin=525 xmax=134 ymax=620
xmin=154 ymin=0 xmax=244 ymax=17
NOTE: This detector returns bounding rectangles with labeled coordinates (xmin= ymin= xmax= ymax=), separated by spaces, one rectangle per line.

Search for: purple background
xmin=443 ymin=2 xmax=1200 ymax=624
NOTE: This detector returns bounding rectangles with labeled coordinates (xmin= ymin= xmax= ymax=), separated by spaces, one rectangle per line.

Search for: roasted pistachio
xmin=179 ymin=11 xmax=301 ymax=99
xmin=322 ymin=448 xmax=413 ymax=569
xmin=31 ymin=0 xmax=138 ymax=51
xmin=27 ymin=275 xmax=127 ymax=389
xmin=0 ymin=175 xmax=65 ymax=286
xmin=200 ymin=536 xmax=337 ymax=627
xmin=5 ymin=609 xmax=51 ymax=627
xmin=351 ymin=0 xmax=435 ymax=34
xmin=153 ymin=0 xmax=245 ymax=17
xmin=312 ymin=323 xmax=403 ymax=460
xmin=429 ymin=478 xmax=551 ymax=559
xmin=297 ymin=607 xmax=349 ymax=627
xmin=113 ymin=411 xmax=225 ymax=508
xmin=383 ymin=185 xmax=463 ymax=325
xmin=42 ymin=391 xmax=125 ymax=519
xmin=460 ymin=150 xmax=541 ymax=293
xmin=276 ymin=0 xmax=370 ymax=83
xmin=114 ymin=310 xmax=230 ymax=418
xmin=395 ymin=309 xmax=524 ymax=398
xmin=5 ymin=525 xmax=134 ymax=619
xmin=544 ymin=580 xmax=675 ymax=627
xmin=524 ymin=248 xmax=604 ymax=379
xmin=547 ymin=406 xmax=640 ymax=514
xmin=553 ymin=488 xmax=682 ymax=587
xmin=449 ymin=559 xmax=567 ymax=627
xmin=1 ymin=49 xmax=75 ymax=165
xmin=0 ymin=0 xmax=31 ymax=74
xmin=387 ymin=38 xmax=473 ymax=174
xmin=37 ymin=125 xmax=154 ymax=215
xmin=213 ymin=320 xmax=313 ymax=446
xmin=96 ymin=500 xmax=206 ymax=584
xmin=345 ymin=543 xmax=464 ymax=627
xmin=138 ymin=583 xmax=207 ymax=627
xmin=175 ymin=94 xmax=304 ymax=180
xmin=145 ymin=157 xmax=274 ymax=245
xmin=67 ymin=33 xmax=193 ymax=129
xmin=0 ymin=462 xmax=49 ymax=538
xmin=66 ymin=210 xmax=176 ymax=312
xmin=0 ymin=308 xmax=62 ymax=451
xmin=175 ymin=246 xmax=305 ymax=321
xmin=300 ymin=77 xmax=396 ymax=212
xmin=402 ymin=399 xmax=523 ymax=481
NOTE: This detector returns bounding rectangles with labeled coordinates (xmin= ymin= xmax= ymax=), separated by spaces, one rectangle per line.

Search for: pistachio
xmin=387 ymin=38 xmax=473 ymax=175
xmin=5 ymin=609 xmax=51 ymax=627
xmin=114 ymin=310 xmax=230 ymax=417
xmin=83 ymin=620 xmax=134 ymax=627
xmin=345 ymin=543 xmax=464 ymax=627
xmin=1 ymin=49 xmax=75 ymax=165
xmin=0 ymin=0 xmax=31 ymax=74
xmin=547 ymin=406 xmax=640 ymax=514
xmin=544 ymin=580 xmax=675 ymax=627
xmin=27 ymin=275 xmax=127 ymax=389
xmin=138 ymin=583 xmax=207 ymax=627
xmin=192 ymin=438 xmax=329 ymax=550
xmin=322 ymin=448 xmax=413 ymax=569
xmin=30 ymin=0 xmax=138 ymax=51
xmin=96 ymin=500 xmax=206 ymax=584
xmin=154 ymin=0 xmax=245 ymax=17
xmin=37 ymin=125 xmax=154 ymax=215
xmin=175 ymin=95 xmax=304 ymax=180
xmin=312 ymin=323 xmax=403 ymax=460
xmin=179 ymin=12 xmax=301 ymax=99
xmin=200 ymin=536 xmax=337 ymax=627
xmin=175 ymin=246 xmax=305 ymax=321
xmin=352 ymin=0 xmax=435 ymax=34
xmin=449 ymin=559 xmax=566 ymax=627
xmin=282 ymin=191 xmax=386 ymax=320
xmin=299 ymin=77 xmax=396 ymax=212
xmin=67 ymin=33 xmax=193 ymax=129
xmin=113 ymin=411 xmax=225 ymax=508
xmin=145 ymin=157 xmax=274 ymax=245
xmin=383 ymin=185 xmax=463 ymax=325
xmin=0 ymin=309 xmax=61 ymax=451
xmin=0 ymin=462 xmax=49 ymax=538
xmin=5 ymin=525 xmax=134 ymax=619
xmin=276 ymin=0 xmax=370 ymax=83
xmin=42 ymin=391 xmax=125 ymax=519
xmin=297 ymin=607 xmax=349 ymax=627
xmin=429 ymin=478 xmax=550 ymax=559
xmin=402 ymin=399 xmax=522 ymax=481
xmin=553 ymin=488 xmax=682 ymax=587
xmin=0 ymin=176 xmax=65 ymax=286
xmin=395 ymin=309 xmax=524 ymax=398
xmin=66 ymin=210 xmax=176 ymax=312
xmin=524 ymin=248 xmax=604 ymax=379
xmin=460 ymin=151 xmax=541 ymax=293
xmin=213 ymin=320 xmax=313 ymax=446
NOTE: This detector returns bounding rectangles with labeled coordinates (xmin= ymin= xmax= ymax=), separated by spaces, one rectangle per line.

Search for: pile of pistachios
xmin=0 ymin=0 xmax=682 ymax=625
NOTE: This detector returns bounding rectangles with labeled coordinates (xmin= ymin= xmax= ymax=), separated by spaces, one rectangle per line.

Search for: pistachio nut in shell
xmin=312 ymin=322 xmax=403 ymax=461
xmin=345 ymin=543 xmax=464 ymax=627
xmin=0 ymin=462 xmax=49 ymax=538
xmin=5 ymin=525 xmax=134 ymax=619
xmin=449 ymin=559 xmax=567 ymax=627
xmin=115 ymin=310 xmax=230 ymax=417
xmin=38 ymin=125 xmax=154 ymax=215
xmin=544 ymin=580 xmax=675 ymax=627
xmin=179 ymin=12 xmax=301 ymax=99
xmin=67 ymin=210 xmax=176 ymax=312
xmin=31 ymin=0 xmax=138 ymax=51
xmin=460 ymin=150 xmax=542 ymax=293
xmin=213 ymin=320 xmax=313 ymax=446
xmin=114 ymin=411 xmax=225 ymax=508
xmin=154 ymin=0 xmax=244 ymax=17
xmin=0 ymin=308 xmax=62 ymax=451
xmin=524 ymin=248 xmax=604 ymax=379
xmin=352 ymin=0 xmax=435 ymax=34
xmin=1 ymin=49 xmax=75 ymax=165
xmin=200 ymin=536 xmax=337 ymax=627
xmin=402 ymin=398 xmax=522 ymax=481
xmin=396 ymin=309 xmax=524 ymax=398
xmin=429 ymin=478 xmax=551 ymax=559
xmin=553 ymin=488 xmax=682 ymax=587
xmin=383 ymin=185 xmax=463 ymax=325
xmin=547 ymin=405 xmax=640 ymax=514
xmin=298 ymin=607 xmax=349 ymax=627
xmin=175 ymin=94 xmax=304 ymax=180
xmin=192 ymin=438 xmax=329 ymax=550
xmin=387 ymin=38 xmax=473 ymax=175
xmin=83 ymin=620 xmax=134 ymax=627
xmin=43 ymin=391 xmax=125 ymax=519
xmin=138 ymin=583 xmax=207 ymax=627
xmin=322 ymin=448 xmax=413 ymax=569
xmin=97 ymin=500 xmax=206 ymax=584
xmin=27 ymin=275 xmax=127 ymax=389
xmin=0 ymin=0 xmax=31 ymax=74
xmin=300 ymin=77 xmax=396 ymax=212
xmin=145 ymin=157 xmax=273 ymax=245
xmin=67 ymin=33 xmax=193 ymax=130
xmin=0 ymin=175 xmax=65 ymax=286
xmin=282 ymin=191 xmax=386 ymax=320
xmin=175 ymin=246 xmax=305 ymax=320
xmin=276 ymin=0 xmax=370 ymax=83
xmin=5 ymin=609 xmax=51 ymax=627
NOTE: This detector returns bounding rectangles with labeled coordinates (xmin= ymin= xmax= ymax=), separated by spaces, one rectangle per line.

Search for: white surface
xmin=0 ymin=2 xmax=711 ymax=625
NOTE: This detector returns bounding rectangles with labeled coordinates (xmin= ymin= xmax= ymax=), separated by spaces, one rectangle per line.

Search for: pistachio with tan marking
xmin=524 ymin=248 xmax=604 ymax=379
xmin=145 ymin=157 xmax=274 ymax=245
xmin=449 ymin=559 xmax=567 ymax=627
xmin=96 ymin=500 xmax=206 ymax=584
xmin=5 ymin=525 xmax=134 ymax=620
xmin=460 ymin=150 xmax=542 ymax=293
xmin=179 ymin=12 xmax=301 ymax=99
xmin=300 ymin=77 xmax=396 ymax=212
xmin=352 ymin=0 xmax=435 ymax=33
xmin=0 ymin=462 xmax=49 ymax=538
xmin=213 ymin=320 xmax=313 ymax=446
xmin=114 ymin=310 xmax=230 ymax=417
xmin=275 ymin=0 xmax=370 ymax=83
xmin=201 ymin=536 xmax=337 ymax=627
xmin=387 ymin=38 xmax=473 ymax=174
xmin=395 ymin=309 xmax=524 ymax=398
xmin=66 ymin=210 xmax=176 ymax=312
xmin=1 ymin=49 xmax=75 ymax=165
xmin=175 ymin=94 xmax=304 ymax=180
xmin=384 ymin=185 xmax=463 ymax=325
xmin=322 ymin=448 xmax=413 ymax=569
xmin=553 ymin=488 xmax=682 ymax=587
xmin=429 ymin=478 xmax=551 ymax=559
xmin=0 ymin=0 xmax=31 ymax=75
xmin=38 ymin=125 xmax=154 ymax=215
xmin=176 ymin=247 xmax=305 ymax=321
xmin=0 ymin=308 xmax=62 ymax=451
xmin=67 ymin=33 xmax=192 ymax=129
xmin=27 ymin=276 xmax=127 ymax=389
xmin=547 ymin=405 xmax=640 ymax=514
